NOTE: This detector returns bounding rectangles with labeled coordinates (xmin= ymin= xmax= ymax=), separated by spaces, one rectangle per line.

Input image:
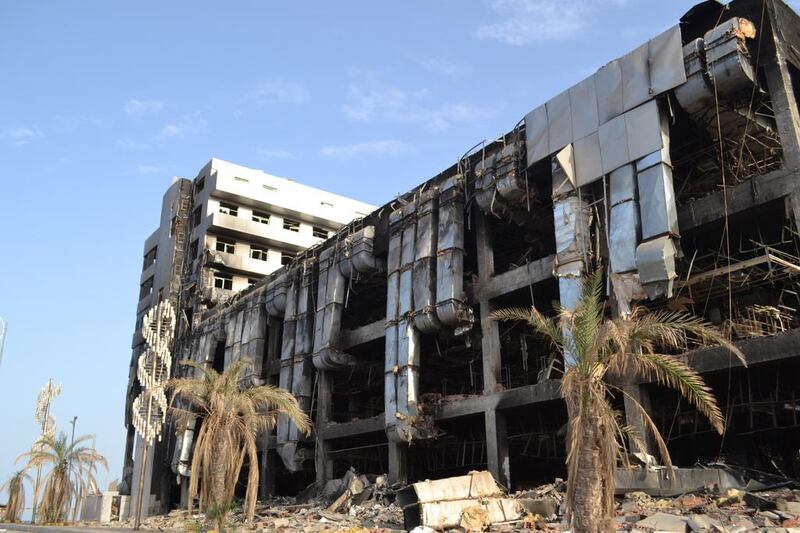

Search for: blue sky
xmin=3 ymin=0 xmax=789 ymax=504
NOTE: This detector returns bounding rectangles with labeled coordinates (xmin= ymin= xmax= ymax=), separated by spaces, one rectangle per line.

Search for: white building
xmin=123 ymin=158 xmax=374 ymax=514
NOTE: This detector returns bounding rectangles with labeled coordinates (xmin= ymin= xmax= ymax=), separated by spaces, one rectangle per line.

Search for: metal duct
xmin=474 ymin=143 xmax=530 ymax=220
xmin=387 ymin=202 xmax=422 ymax=443
xmin=435 ymin=176 xmax=474 ymax=330
xmin=494 ymin=143 xmax=527 ymax=204
xmin=265 ymin=273 xmax=289 ymax=317
xmin=171 ymin=417 xmax=195 ymax=477
xmin=313 ymin=227 xmax=384 ymax=370
xmin=289 ymin=259 xmax=314 ymax=444
xmin=413 ymin=188 xmax=441 ymax=333
xmin=312 ymin=247 xmax=353 ymax=370
xmin=474 ymin=152 xmax=509 ymax=217
xmin=339 ymin=226 xmax=384 ymax=278
xmin=276 ymin=268 xmax=299 ymax=469
xmin=633 ymin=103 xmax=680 ymax=300
xmin=384 ymin=209 xmax=403 ymax=439
xmin=608 ymin=164 xmax=646 ymax=318
xmin=675 ymin=18 xmax=757 ymax=115
xmin=552 ymin=146 xmax=591 ymax=368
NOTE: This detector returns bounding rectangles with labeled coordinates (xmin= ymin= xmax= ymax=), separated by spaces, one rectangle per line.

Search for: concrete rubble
xmin=74 ymin=467 xmax=799 ymax=532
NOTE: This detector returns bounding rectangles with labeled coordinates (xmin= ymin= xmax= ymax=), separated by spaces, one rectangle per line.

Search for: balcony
xmin=206 ymin=249 xmax=276 ymax=277
xmin=206 ymin=211 xmax=320 ymax=252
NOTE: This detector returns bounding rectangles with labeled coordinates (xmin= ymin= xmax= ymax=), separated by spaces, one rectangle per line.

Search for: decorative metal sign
xmin=132 ymin=300 xmax=175 ymax=445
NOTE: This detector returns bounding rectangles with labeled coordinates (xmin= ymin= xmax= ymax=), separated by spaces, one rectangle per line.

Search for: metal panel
xmin=524 ymin=105 xmax=550 ymax=166
xmin=570 ymin=76 xmax=599 ymax=140
xmin=574 ymin=132 xmax=603 ymax=187
xmin=552 ymin=144 xmax=576 ymax=194
xmin=637 ymin=162 xmax=679 ymax=239
xmin=596 ymin=60 xmax=624 ymax=124
xmin=609 ymin=201 xmax=640 ymax=273
xmin=546 ymin=89 xmax=573 ymax=154
xmin=675 ymin=38 xmax=713 ymax=115
xmin=649 ymin=25 xmax=687 ymax=95
xmin=599 ymin=113 xmax=629 ymax=174
xmin=609 ymin=164 xmax=636 ymax=206
xmin=636 ymin=235 xmax=678 ymax=299
xmin=620 ymin=42 xmax=650 ymax=112
xmin=625 ymin=100 xmax=664 ymax=162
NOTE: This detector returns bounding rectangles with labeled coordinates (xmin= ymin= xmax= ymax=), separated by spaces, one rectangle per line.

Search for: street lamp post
xmin=0 ymin=317 xmax=7 ymax=369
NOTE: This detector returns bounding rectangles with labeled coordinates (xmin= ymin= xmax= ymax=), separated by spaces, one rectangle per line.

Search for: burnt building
xmin=127 ymin=0 xmax=800 ymax=512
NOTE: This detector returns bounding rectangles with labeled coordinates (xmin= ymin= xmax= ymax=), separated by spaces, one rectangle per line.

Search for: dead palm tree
xmin=167 ymin=359 xmax=311 ymax=529
xmin=491 ymin=271 xmax=744 ymax=533
xmin=18 ymin=433 xmax=107 ymax=524
xmin=1 ymin=470 xmax=31 ymax=523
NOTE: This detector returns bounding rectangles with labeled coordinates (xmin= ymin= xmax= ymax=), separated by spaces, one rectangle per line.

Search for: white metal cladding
xmin=599 ymin=113 xmax=630 ymax=174
xmin=596 ymin=59 xmax=624 ymax=125
xmin=625 ymin=100 xmax=667 ymax=163
xmin=546 ymin=89 xmax=573 ymax=154
xmin=524 ymin=105 xmax=549 ymax=165
xmin=637 ymin=160 xmax=679 ymax=240
xmin=609 ymin=200 xmax=640 ymax=273
xmin=524 ymin=25 xmax=684 ymax=173
xmin=649 ymin=24 xmax=687 ymax=94
xmin=621 ymin=41 xmax=651 ymax=111
xmin=574 ymin=132 xmax=603 ymax=187
xmin=570 ymin=76 xmax=599 ymax=140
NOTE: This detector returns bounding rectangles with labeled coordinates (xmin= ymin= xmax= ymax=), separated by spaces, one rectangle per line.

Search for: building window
xmin=196 ymin=176 xmax=205 ymax=192
xmin=215 ymin=237 xmax=235 ymax=254
xmin=252 ymin=210 xmax=270 ymax=224
xmin=142 ymin=247 xmax=157 ymax=271
xmin=250 ymin=245 xmax=269 ymax=261
xmin=312 ymin=226 xmax=328 ymax=239
xmin=281 ymin=252 xmax=294 ymax=266
xmin=234 ymin=176 xmax=249 ymax=183
xmin=139 ymin=276 xmax=154 ymax=300
xmin=263 ymin=184 xmax=277 ymax=192
xmin=191 ymin=206 xmax=202 ymax=228
xmin=247 ymin=278 xmax=259 ymax=288
xmin=213 ymin=272 xmax=233 ymax=290
xmin=189 ymin=239 xmax=198 ymax=259
xmin=283 ymin=218 xmax=300 ymax=232
xmin=219 ymin=201 xmax=238 ymax=217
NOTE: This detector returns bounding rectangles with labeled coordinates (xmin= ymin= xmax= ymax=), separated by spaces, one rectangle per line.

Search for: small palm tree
xmin=167 ymin=359 xmax=311 ymax=530
xmin=19 ymin=433 xmax=107 ymax=524
xmin=491 ymin=271 xmax=744 ymax=533
xmin=1 ymin=470 xmax=31 ymax=523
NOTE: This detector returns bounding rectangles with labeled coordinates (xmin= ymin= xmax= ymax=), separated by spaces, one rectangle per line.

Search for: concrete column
xmin=387 ymin=442 xmax=408 ymax=486
xmin=314 ymin=370 xmax=333 ymax=484
xmin=129 ymin=436 xmax=155 ymax=520
xmin=763 ymin=40 xmax=800 ymax=169
xmin=475 ymin=211 xmax=511 ymax=488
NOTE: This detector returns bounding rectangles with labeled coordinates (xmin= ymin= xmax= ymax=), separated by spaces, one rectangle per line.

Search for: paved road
xmin=0 ymin=525 xmax=156 ymax=533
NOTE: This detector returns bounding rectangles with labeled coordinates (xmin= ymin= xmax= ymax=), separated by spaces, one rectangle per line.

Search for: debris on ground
xmin=73 ymin=465 xmax=799 ymax=532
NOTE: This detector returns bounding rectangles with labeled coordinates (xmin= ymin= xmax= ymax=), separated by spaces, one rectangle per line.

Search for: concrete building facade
xmin=122 ymin=159 xmax=375 ymax=514
xmin=125 ymin=0 xmax=800 ymax=514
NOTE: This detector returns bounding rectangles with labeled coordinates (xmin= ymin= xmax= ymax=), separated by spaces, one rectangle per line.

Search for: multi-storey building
xmin=124 ymin=0 xmax=800 ymax=518
xmin=122 ymin=159 xmax=374 ymax=515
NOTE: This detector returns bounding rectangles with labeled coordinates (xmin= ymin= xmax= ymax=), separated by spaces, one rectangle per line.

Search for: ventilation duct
xmin=474 ymin=142 xmax=531 ymax=223
xmin=435 ymin=176 xmax=474 ymax=331
xmin=413 ymin=188 xmax=441 ymax=333
xmin=385 ymin=202 xmax=423 ymax=443
xmin=313 ymin=227 xmax=384 ymax=370
xmin=552 ymin=146 xmax=591 ymax=368
xmin=265 ymin=273 xmax=289 ymax=317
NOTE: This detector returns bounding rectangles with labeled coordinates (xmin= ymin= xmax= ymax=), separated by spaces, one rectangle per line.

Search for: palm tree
xmin=167 ymin=359 xmax=311 ymax=530
xmin=491 ymin=271 xmax=744 ymax=533
xmin=1 ymin=470 xmax=31 ymax=523
xmin=18 ymin=433 xmax=107 ymax=524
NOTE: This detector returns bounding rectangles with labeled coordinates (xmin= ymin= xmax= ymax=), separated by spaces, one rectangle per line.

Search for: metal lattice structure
xmin=132 ymin=301 xmax=175 ymax=445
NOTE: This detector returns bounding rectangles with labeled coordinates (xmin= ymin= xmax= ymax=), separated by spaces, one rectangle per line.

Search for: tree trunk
xmin=568 ymin=406 xmax=610 ymax=533
xmin=210 ymin=433 xmax=228 ymax=531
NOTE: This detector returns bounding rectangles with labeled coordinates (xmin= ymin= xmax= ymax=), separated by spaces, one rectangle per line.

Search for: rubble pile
xmin=616 ymin=486 xmax=800 ymax=532
xmin=77 ymin=468 xmax=800 ymax=532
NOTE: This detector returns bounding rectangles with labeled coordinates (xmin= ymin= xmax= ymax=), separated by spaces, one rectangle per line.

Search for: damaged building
xmin=123 ymin=0 xmax=800 ymax=516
